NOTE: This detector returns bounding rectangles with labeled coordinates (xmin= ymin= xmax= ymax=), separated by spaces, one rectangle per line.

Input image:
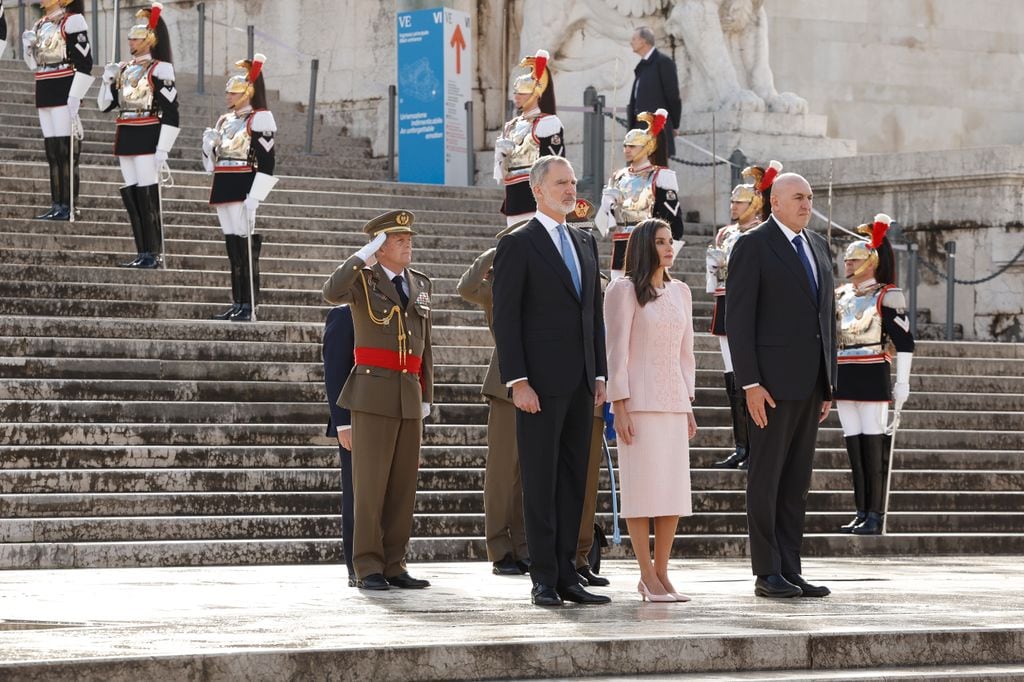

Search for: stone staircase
xmin=1 ymin=55 xmax=1023 ymax=569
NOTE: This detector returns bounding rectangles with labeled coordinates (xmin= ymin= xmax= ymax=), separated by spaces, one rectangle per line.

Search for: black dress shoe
xmin=516 ymin=559 xmax=531 ymax=575
xmin=754 ymin=574 xmax=802 ymax=598
xmin=531 ymin=583 xmax=563 ymax=607
xmin=852 ymin=511 xmax=883 ymax=535
xmin=560 ymin=583 xmax=611 ymax=604
xmin=386 ymin=572 xmax=430 ymax=589
xmin=783 ymin=574 xmax=830 ymax=598
xmin=577 ymin=565 xmax=610 ymax=587
xmin=712 ymin=447 xmax=749 ymax=469
xmin=839 ymin=512 xmax=866 ymax=533
xmin=357 ymin=573 xmax=390 ymax=591
xmin=493 ymin=555 xmax=522 ymax=576
xmin=347 ymin=574 xmax=357 ymax=587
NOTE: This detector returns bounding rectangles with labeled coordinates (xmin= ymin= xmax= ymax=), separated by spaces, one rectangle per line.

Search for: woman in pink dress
xmin=605 ymin=218 xmax=698 ymax=602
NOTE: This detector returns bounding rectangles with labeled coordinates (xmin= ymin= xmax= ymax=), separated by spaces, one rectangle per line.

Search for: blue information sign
xmin=396 ymin=8 xmax=472 ymax=185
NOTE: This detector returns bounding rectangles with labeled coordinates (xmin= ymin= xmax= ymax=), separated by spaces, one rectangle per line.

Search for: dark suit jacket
xmin=627 ymin=49 xmax=682 ymax=153
xmin=492 ymin=218 xmax=607 ymax=397
xmin=725 ymin=217 xmax=837 ymax=401
xmin=323 ymin=305 xmax=355 ymax=437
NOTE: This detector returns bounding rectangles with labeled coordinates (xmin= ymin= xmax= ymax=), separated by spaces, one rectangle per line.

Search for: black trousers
xmin=515 ymin=377 xmax=593 ymax=590
xmin=746 ymin=361 xmax=827 ymax=576
xmin=338 ymin=444 xmax=355 ymax=577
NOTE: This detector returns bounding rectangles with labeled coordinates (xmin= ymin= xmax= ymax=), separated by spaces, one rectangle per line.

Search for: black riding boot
xmin=230 ymin=234 xmax=261 ymax=322
xmin=840 ymin=435 xmax=867 ymax=532
xmin=211 ymin=235 xmax=243 ymax=319
xmin=713 ymin=372 xmax=750 ymax=469
xmin=119 ymin=185 xmax=146 ymax=267
xmin=134 ymin=184 xmax=163 ymax=269
xmin=36 ymin=137 xmax=62 ymax=220
xmin=48 ymin=137 xmax=74 ymax=220
xmin=853 ymin=434 xmax=886 ymax=535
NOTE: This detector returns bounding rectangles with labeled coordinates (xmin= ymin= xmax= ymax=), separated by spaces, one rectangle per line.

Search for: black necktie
xmin=392 ymin=274 xmax=409 ymax=309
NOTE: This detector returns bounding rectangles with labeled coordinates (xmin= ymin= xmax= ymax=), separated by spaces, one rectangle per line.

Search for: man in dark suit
xmin=725 ymin=172 xmax=837 ymax=599
xmin=627 ymin=26 xmax=682 ymax=158
xmin=323 ymin=305 xmax=356 ymax=586
xmin=492 ymin=156 xmax=611 ymax=607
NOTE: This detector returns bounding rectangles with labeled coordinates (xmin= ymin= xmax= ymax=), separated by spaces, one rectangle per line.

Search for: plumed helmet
xmin=226 ymin=53 xmax=266 ymax=102
xmin=623 ymin=109 xmax=668 ymax=160
xmin=513 ymin=49 xmax=550 ymax=97
xmin=128 ymin=2 xmax=162 ymax=49
xmin=845 ymin=213 xmax=892 ymax=277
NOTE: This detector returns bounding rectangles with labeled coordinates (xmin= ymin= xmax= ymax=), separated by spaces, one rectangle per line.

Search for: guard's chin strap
xmin=736 ymin=198 xmax=762 ymax=226
xmin=852 ymin=252 xmax=879 ymax=278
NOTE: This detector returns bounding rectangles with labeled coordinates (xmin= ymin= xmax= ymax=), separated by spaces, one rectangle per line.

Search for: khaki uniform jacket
xmin=456 ymin=247 xmax=510 ymax=404
xmin=322 ymin=255 xmax=433 ymax=419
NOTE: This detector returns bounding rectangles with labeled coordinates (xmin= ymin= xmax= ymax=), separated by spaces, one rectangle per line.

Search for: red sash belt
xmin=355 ymin=347 xmax=422 ymax=375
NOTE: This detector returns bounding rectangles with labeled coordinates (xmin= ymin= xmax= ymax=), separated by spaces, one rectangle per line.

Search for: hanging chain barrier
xmin=917 ymin=239 xmax=1024 ymax=285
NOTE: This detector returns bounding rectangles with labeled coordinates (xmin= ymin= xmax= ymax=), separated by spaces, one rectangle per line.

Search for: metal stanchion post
xmin=581 ymin=86 xmax=596 ymax=197
xmin=91 ymin=0 xmax=99 ymax=64
xmin=246 ymin=24 xmax=254 ymax=60
xmin=945 ymin=241 xmax=956 ymax=340
xmin=304 ymin=58 xmax=319 ymax=154
xmin=593 ymin=93 xmax=605 ymax=207
xmin=907 ymin=242 xmax=919 ymax=337
xmin=729 ymin=148 xmax=746 ymax=189
xmin=196 ymin=2 xmax=205 ymax=95
xmin=464 ymin=100 xmax=475 ymax=186
xmin=387 ymin=84 xmax=396 ymax=181
xmin=18 ymin=1 xmax=26 ymax=60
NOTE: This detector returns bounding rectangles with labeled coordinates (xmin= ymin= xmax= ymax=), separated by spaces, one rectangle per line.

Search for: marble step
xmin=3 ymin=444 xmax=1023 ymax=472
xmin=4 ymin=532 xmax=1024 ymax=570
xmin=3 ymin=510 xmax=1022 ymax=545
xmin=4 ymin=489 xmax=1022 ymax=520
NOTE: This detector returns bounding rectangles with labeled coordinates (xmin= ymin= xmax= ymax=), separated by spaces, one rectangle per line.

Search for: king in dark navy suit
xmin=323 ymin=305 xmax=356 ymax=585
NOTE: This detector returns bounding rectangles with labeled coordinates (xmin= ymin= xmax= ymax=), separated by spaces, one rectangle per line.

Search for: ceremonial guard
xmin=834 ymin=214 xmax=915 ymax=535
xmin=493 ymin=49 xmax=564 ymax=227
xmin=457 ymin=223 xmax=530 ymax=576
xmin=1 ymin=1 xmax=8 ymax=58
xmin=322 ymin=210 xmax=433 ymax=591
xmin=97 ymin=1 xmax=179 ymax=269
xmin=594 ymin=109 xmax=684 ymax=279
xmin=21 ymin=0 xmax=94 ymax=221
xmin=202 ymin=53 xmax=277 ymax=322
xmin=706 ymin=161 xmax=781 ymax=469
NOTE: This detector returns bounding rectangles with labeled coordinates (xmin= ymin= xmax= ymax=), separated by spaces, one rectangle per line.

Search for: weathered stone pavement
xmin=1 ymin=557 xmax=1022 ymax=680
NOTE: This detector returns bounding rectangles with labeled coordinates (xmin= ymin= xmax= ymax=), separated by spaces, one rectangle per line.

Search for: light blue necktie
xmin=557 ymin=224 xmax=582 ymax=297
xmin=792 ymin=234 xmax=819 ymax=302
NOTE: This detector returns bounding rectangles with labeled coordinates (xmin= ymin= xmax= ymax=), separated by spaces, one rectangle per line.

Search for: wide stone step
xmin=0 ymin=296 xmax=485 ymax=325
xmin=4 ymin=531 xmax=1024 ymax=569
xmin=0 ymin=445 xmax=338 ymax=469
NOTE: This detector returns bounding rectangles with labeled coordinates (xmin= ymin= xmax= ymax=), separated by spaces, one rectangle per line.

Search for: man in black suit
xmin=627 ymin=26 xmax=682 ymax=158
xmin=725 ymin=173 xmax=837 ymax=599
xmin=323 ymin=305 xmax=356 ymax=586
xmin=492 ymin=156 xmax=611 ymax=607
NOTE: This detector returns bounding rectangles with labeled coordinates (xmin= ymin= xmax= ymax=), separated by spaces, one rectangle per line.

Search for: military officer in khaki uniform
xmin=457 ymin=222 xmax=531 ymax=576
xmin=321 ymin=210 xmax=433 ymax=591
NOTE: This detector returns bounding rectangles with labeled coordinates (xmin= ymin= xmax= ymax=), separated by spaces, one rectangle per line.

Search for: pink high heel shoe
xmin=638 ymin=580 xmax=676 ymax=602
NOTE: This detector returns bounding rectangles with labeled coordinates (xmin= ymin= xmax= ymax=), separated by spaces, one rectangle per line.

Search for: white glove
xmin=893 ymin=382 xmax=909 ymax=413
xmin=672 ymin=239 xmax=685 ymax=257
xmin=706 ymin=250 xmax=721 ymax=294
xmin=154 ymin=149 xmax=168 ymax=171
xmin=494 ymin=137 xmax=514 ymax=155
xmin=201 ymin=128 xmax=219 ymax=156
xmin=421 ymin=402 xmax=431 ymax=420
xmin=243 ymin=195 xmax=259 ymax=213
xmin=22 ymin=31 xmax=37 ymax=70
xmin=66 ymin=96 xmax=81 ymax=120
xmin=102 ymin=62 xmax=120 ymax=85
xmin=354 ymin=232 xmax=388 ymax=263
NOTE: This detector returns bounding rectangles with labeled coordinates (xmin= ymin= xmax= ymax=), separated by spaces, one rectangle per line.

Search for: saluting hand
xmin=512 ymin=381 xmax=541 ymax=414
xmin=746 ymin=385 xmax=776 ymax=429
